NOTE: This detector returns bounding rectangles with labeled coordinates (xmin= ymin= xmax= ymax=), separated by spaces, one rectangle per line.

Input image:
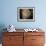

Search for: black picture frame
xmin=17 ymin=7 xmax=35 ymax=22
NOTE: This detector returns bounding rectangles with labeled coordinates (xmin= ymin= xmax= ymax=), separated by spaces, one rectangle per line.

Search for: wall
xmin=0 ymin=0 xmax=46 ymax=29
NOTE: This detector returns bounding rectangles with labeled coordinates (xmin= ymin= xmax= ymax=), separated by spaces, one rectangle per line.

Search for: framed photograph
xmin=17 ymin=7 xmax=35 ymax=22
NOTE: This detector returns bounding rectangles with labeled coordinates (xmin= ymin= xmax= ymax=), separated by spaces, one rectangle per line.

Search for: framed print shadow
xmin=17 ymin=7 xmax=35 ymax=22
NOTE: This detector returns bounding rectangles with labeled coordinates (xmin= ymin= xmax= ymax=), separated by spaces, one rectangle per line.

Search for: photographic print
xmin=17 ymin=7 xmax=35 ymax=22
